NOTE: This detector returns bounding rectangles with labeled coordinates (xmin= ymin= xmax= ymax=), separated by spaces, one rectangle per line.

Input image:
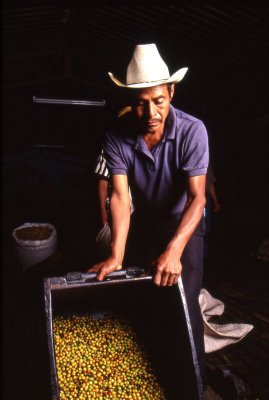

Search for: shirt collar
xmin=164 ymin=105 xmax=176 ymax=140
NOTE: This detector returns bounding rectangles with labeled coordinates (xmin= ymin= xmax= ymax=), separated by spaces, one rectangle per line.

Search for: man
xmin=88 ymin=43 xmax=209 ymax=389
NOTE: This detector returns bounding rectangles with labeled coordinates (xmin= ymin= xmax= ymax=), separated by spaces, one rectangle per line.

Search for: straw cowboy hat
xmin=108 ymin=43 xmax=188 ymax=89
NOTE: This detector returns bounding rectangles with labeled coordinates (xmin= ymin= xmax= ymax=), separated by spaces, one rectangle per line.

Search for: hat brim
xmin=108 ymin=67 xmax=188 ymax=88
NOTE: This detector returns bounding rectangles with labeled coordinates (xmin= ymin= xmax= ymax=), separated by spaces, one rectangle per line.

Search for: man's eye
xmin=155 ymin=99 xmax=164 ymax=105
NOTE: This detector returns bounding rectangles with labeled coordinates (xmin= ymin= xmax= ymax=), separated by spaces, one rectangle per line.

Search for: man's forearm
xmin=166 ymin=194 xmax=206 ymax=257
xmin=98 ymin=180 xmax=109 ymax=224
xmin=110 ymin=193 xmax=130 ymax=264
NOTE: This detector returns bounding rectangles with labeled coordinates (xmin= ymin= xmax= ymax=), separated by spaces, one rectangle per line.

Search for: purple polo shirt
xmin=103 ymin=105 xmax=209 ymax=218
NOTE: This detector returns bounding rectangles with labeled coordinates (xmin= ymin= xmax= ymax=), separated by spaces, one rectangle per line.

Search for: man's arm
xmin=88 ymin=174 xmax=130 ymax=280
xmin=97 ymin=179 xmax=109 ymax=225
xmin=153 ymin=174 xmax=206 ymax=287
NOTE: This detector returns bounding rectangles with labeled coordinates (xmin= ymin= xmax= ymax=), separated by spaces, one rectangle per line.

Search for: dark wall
xmin=3 ymin=81 xmax=109 ymax=159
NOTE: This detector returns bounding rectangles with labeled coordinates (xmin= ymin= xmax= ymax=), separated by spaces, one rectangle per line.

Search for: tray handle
xmin=66 ymin=266 xmax=146 ymax=283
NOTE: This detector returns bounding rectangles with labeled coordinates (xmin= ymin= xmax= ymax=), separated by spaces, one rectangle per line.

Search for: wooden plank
xmin=204 ymin=281 xmax=269 ymax=316
xmin=203 ymin=285 xmax=269 ymax=326
xmin=204 ymin=275 xmax=269 ymax=301
xmin=236 ymin=334 xmax=269 ymax=366
xmin=204 ymin=270 xmax=269 ymax=398
xmin=218 ymin=303 xmax=269 ymax=327
xmin=206 ymin=354 xmax=252 ymax=399
xmin=206 ymin=351 xmax=269 ymax=397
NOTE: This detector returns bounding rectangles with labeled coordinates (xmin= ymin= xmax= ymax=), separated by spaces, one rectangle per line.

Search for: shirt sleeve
xmin=94 ymin=149 xmax=110 ymax=180
xmin=181 ymin=120 xmax=209 ymax=177
xmin=103 ymin=130 xmax=128 ymax=175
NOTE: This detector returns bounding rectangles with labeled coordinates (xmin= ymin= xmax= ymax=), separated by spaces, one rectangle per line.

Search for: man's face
xmin=131 ymin=84 xmax=174 ymax=135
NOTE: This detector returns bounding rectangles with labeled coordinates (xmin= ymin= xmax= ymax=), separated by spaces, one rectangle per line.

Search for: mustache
xmin=145 ymin=118 xmax=162 ymax=123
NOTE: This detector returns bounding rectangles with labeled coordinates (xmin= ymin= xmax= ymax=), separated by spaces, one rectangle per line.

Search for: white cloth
xmin=199 ymin=288 xmax=254 ymax=353
xmin=95 ymin=223 xmax=112 ymax=247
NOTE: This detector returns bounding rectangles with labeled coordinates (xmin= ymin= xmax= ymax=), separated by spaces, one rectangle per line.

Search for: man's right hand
xmin=87 ymin=256 xmax=122 ymax=281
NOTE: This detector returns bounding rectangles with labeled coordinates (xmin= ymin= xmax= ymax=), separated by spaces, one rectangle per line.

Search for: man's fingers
xmin=96 ymin=270 xmax=106 ymax=281
xmin=154 ymin=269 xmax=180 ymax=287
xmin=97 ymin=265 xmax=122 ymax=281
xmin=87 ymin=258 xmax=122 ymax=281
xmin=160 ymin=271 xmax=170 ymax=287
xmin=154 ymin=269 xmax=170 ymax=286
xmin=167 ymin=273 xmax=179 ymax=286
xmin=87 ymin=264 xmax=100 ymax=273
xmin=87 ymin=264 xmax=108 ymax=280
xmin=154 ymin=269 xmax=162 ymax=286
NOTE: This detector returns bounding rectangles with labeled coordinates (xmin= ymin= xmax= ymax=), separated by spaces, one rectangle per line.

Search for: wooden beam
xmin=37 ymin=51 xmax=66 ymax=80
xmin=69 ymin=75 xmax=108 ymax=92
xmin=3 ymin=75 xmax=66 ymax=90
xmin=4 ymin=48 xmax=61 ymax=61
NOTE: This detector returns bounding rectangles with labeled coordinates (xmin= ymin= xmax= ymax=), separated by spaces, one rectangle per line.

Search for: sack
xmin=13 ymin=222 xmax=57 ymax=270
xmin=199 ymin=288 xmax=253 ymax=353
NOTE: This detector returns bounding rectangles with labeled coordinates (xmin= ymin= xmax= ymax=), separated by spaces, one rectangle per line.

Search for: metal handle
xmin=66 ymin=267 xmax=146 ymax=284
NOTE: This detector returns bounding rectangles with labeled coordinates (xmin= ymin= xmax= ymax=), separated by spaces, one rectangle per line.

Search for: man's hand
xmin=151 ymin=175 xmax=206 ymax=287
xmin=87 ymin=257 xmax=122 ymax=281
xmin=152 ymin=248 xmax=182 ymax=287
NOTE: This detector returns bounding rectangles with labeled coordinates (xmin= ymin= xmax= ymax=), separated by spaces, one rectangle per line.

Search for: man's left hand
xmin=152 ymin=248 xmax=182 ymax=287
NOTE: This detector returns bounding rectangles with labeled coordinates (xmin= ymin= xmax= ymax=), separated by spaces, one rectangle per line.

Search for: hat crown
xmin=126 ymin=44 xmax=170 ymax=85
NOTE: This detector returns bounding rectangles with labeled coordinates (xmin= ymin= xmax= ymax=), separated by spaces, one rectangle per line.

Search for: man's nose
xmin=147 ymin=102 xmax=157 ymax=117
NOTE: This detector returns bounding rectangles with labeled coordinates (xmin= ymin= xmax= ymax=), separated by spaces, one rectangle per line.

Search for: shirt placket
xmin=135 ymin=136 xmax=156 ymax=171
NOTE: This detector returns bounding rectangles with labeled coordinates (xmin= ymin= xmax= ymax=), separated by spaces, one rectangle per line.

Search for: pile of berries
xmin=53 ymin=313 xmax=166 ymax=399
xmin=15 ymin=225 xmax=52 ymax=240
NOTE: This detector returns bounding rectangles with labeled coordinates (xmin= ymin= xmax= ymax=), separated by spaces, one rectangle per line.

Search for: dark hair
xmin=167 ymin=83 xmax=173 ymax=96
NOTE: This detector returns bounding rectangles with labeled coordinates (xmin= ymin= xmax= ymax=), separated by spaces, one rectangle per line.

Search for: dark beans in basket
xmin=16 ymin=226 xmax=53 ymax=241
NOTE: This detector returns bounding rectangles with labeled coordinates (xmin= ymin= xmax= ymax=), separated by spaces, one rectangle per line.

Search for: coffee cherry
xmin=53 ymin=314 xmax=166 ymax=399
